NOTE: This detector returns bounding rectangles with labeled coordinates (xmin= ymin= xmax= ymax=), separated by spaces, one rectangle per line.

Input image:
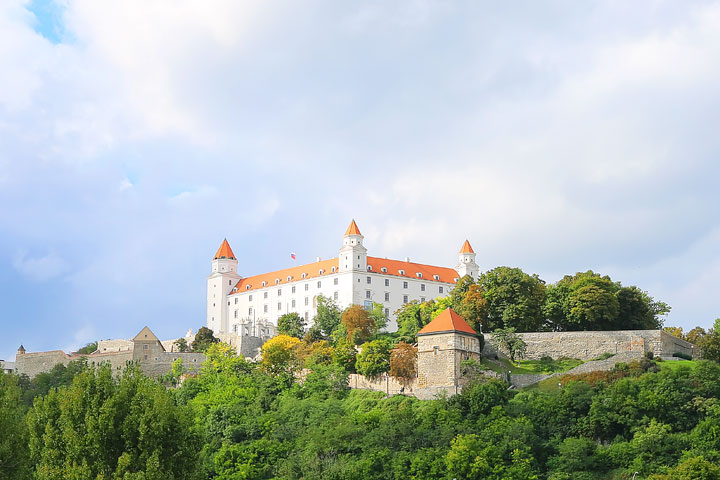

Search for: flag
xmin=290 ymin=252 xmax=296 ymax=260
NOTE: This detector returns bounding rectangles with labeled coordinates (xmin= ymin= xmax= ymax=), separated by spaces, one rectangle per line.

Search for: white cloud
xmin=12 ymin=250 xmax=70 ymax=282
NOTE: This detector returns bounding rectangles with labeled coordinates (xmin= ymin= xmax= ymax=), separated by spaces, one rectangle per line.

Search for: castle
xmin=207 ymin=219 xmax=478 ymax=334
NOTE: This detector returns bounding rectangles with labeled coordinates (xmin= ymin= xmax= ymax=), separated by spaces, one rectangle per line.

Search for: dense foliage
xmin=4 ymin=343 xmax=720 ymax=479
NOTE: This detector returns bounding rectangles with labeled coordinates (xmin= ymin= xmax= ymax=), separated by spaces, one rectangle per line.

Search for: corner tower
xmin=339 ymin=219 xmax=367 ymax=272
xmin=455 ymin=240 xmax=479 ymax=280
xmin=207 ymin=239 xmax=241 ymax=334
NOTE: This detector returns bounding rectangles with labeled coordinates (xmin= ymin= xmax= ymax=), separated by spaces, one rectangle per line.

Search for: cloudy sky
xmin=1 ymin=0 xmax=719 ymax=361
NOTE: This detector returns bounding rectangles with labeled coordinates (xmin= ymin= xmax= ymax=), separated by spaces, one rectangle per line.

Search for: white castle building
xmin=206 ymin=220 xmax=479 ymax=334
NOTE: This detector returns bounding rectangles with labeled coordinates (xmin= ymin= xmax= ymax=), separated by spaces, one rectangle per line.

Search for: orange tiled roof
xmin=459 ymin=240 xmax=474 ymax=254
xmin=214 ymin=239 xmax=236 ymax=260
xmin=366 ymin=257 xmax=458 ymax=284
xmin=344 ymin=219 xmax=362 ymax=236
xmin=230 ymin=256 xmax=459 ymax=294
xmin=231 ymin=258 xmax=340 ymax=293
xmin=418 ymin=308 xmax=477 ymax=335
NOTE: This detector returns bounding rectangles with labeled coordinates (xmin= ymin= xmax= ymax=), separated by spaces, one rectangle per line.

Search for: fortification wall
xmin=135 ymin=352 xmax=205 ymax=378
xmin=97 ymin=339 xmax=133 ymax=352
xmin=217 ymin=332 xmax=268 ymax=359
xmin=484 ymin=330 xmax=695 ymax=361
xmin=16 ymin=351 xmax=76 ymax=378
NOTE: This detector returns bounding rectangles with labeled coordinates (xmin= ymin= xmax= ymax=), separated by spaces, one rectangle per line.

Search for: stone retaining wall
xmin=484 ymin=330 xmax=694 ymax=361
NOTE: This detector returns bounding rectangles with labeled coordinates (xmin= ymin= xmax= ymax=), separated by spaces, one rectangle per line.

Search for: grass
xmin=481 ymin=357 xmax=583 ymax=375
xmin=658 ymin=359 xmax=699 ymax=371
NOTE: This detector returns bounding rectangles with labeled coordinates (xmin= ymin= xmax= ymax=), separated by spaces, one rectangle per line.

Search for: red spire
xmin=418 ymin=308 xmax=478 ymax=335
xmin=214 ymin=239 xmax=236 ymax=260
xmin=459 ymin=240 xmax=474 ymax=254
xmin=344 ymin=219 xmax=362 ymax=236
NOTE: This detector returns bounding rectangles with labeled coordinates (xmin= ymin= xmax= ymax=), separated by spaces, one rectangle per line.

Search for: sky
xmin=1 ymin=0 xmax=719 ymax=361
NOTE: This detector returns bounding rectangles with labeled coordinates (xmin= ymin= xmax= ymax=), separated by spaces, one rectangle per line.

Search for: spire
xmin=459 ymin=240 xmax=474 ymax=254
xmin=213 ymin=238 xmax=236 ymax=260
xmin=344 ymin=219 xmax=362 ymax=236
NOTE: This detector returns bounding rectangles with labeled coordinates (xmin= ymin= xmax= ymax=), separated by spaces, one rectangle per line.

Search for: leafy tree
xmin=477 ymin=266 xmax=546 ymax=332
xmin=665 ymin=326 xmax=685 ymax=339
xmin=174 ymin=337 xmax=189 ymax=352
xmin=650 ymin=456 xmax=720 ymax=480
xmin=546 ymin=437 xmax=598 ymax=475
xmin=493 ymin=327 xmax=527 ymax=363
xmin=456 ymin=283 xmax=488 ymax=333
xmin=27 ymin=365 xmax=200 ymax=480
xmin=76 ymin=341 xmax=97 ymax=354
xmin=20 ymin=358 xmax=88 ymax=405
xmin=296 ymin=340 xmax=335 ymax=368
xmin=356 ymin=339 xmax=391 ymax=378
xmin=395 ymin=300 xmax=433 ymax=341
xmin=616 ymin=286 xmax=669 ymax=330
xmin=0 ymin=372 xmax=30 ymax=480
xmin=389 ymin=342 xmax=417 ymax=385
xmin=569 ymin=285 xmax=620 ymax=330
xmin=313 ymin=294 xmax=342 ymax=338
xmin=193 ymin=326 xmax=219 ymax=352
xmin=698 ymin=320 xmax=720 ymax=362
xmin=261 ymin=334 xmax=301 ymax=376
xmin=687 ymin=326 xmax=708 ymax=345
xmin=278 ymin=312 xmax=306 ymax=338
xmin=368 ymin=302 xmax=388 ymax=333
xmin=342 ymin=304 xmax=376 ymax=344
xmin=333 ymin=339 xmax=358 ymax=373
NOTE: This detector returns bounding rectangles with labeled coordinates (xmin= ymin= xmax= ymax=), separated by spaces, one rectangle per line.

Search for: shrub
xmin=673 ymin=352 xmax=693 ymax=360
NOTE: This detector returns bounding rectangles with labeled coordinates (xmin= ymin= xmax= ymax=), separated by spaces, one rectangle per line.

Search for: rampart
xmin=484 ymin=330 xmax=695 ymax=361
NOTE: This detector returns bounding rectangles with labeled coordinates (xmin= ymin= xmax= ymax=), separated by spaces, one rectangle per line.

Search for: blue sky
xmin=1 ymin=0 xmax=719 ymax=361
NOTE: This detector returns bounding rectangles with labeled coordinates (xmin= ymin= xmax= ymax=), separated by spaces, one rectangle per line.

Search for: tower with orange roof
xmin=417 ymin=308 xmax=481 ymax=390
xmin=455 ymin=239 xmax=479 ymax=280
xmin=207 ymin=239 xmax=242 ymax=334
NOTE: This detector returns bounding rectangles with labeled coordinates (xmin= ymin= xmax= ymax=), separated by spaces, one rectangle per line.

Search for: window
xmin=305 ymin=312 xmax=309 ymax=321
xmin=234 ymin=298 xmax=238 ymax=304
xmin=384 ymin=279 xmax=389 ymax=287
xmin=143 ymin=344 xmax=148 ymax=350
xmin=302 ymin=273 xmax=307 ymax=279
xmin=366 ymin=276 xmax=371 ymax=284
xmin=277 ymin=302 xmax=281 ymax=310
xmin=403 ymin=281 xmax=408 ymax=289
xmin=439 ymin=286 xmax=444 ymax=294
xmin=334 ymin=291 xmax=338 ymax=300
xmin=287 ymin=275 xmax=292 ymax=281
xmin=366 ymin=290 xmax=371 ymax=299
xmin=433 ymin=274 xmax=440 ymax=280
xmin=305 ymin=283 xmax=309 ymax=291
xmin=249 ymin=294 xmax=253 ymax=301
xmin=421 ymin=297 xmax=425 ymax=302
xmin=403 ymin=295 xmax=408 ymax=304
xmin=331 ymin=266 xmax=336 ymax=273
xmin=367 ymin=265 xmax=372 ymax=271
xmin=416 ymin=273 xmax=422 ymax=278
xmin=292 ymin=286 xmax=296 ymax=294
xmin=144 ymin=354 xmax=148 ymax=360
xmin=278 ymin=288 xmax=282 ymax=296
xmin=248 ymin=307 xmax=252 ymax=315
xmin=234 ymin=310 xmax=238 ymax=318
xmin=305 ymin=297 xmax=309 ymax=306
xmin=381 ymin=267 xmax=387 ymax=273
xmin=317 ymin=281 xmax=322 ymax=288
xmin=264 ymin=304 xmax=268 ymax=313
xmin=334 ymin=278 xmax=338 ymax=285
xmin=399 ymin=269 xmax=405 ymax=275
xmin=292 ymin=299 xmax=296 ymax=308
xmin=229 ymin=280 xmax=232 ymax=285
xmin=263 ymin=291 xmax=268 ymax=299
xmin=275 ymin=278 xmax=280 ymax=284
xmin=246 ymin=285 xmax=251 ymax=290
xmin=384 ymin=308 xmax=389 ymax=316
xmin=421 ymin=284 xmax=425 ymax=292
xmin=433 ymin=346 xmax=439 ymax=356
xmin=384 ymin=292 xmax=390 ymax=301
xmin=319 ymin=269 xmax=324 ymax=274
xmin=262 ymin=281 xmax=267 ymax=287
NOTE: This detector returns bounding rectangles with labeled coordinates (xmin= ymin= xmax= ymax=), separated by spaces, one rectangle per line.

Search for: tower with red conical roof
xmin=339 ymin=219 xmax=367 ymax=273
xmin=417 ymin=308 xmax=481 ymax=390
xmin=207 ymin=238 xmax=242 ymax=334
xmin=455 ymin=239 xmax=479 ymax=280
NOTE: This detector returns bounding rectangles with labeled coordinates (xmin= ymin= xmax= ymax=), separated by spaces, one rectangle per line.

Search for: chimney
xmin=316 ymin=256 xmax=321 ymax=262
xmin=404 ymin=257 xmax=410 ymax=263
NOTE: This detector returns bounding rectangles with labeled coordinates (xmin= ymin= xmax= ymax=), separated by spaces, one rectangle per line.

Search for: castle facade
xmin=207 ymin=220 xmax=479 ymax=334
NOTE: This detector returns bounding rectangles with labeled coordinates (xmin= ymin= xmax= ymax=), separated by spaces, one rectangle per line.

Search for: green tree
xmin=356 ymin=339 xmax=391 ymax=378
xmin=193 ymin=326 xmax=219 ymax=352
xmin=477 ymin=266 xmax=546 ymax=332
xmin=278 ymin=312 xmax=307 ymax=338
xmin=368 ymin=302 xmax=388 ymax=333
xmin=650 ymin=456 xmax=720 ymax=480
xmin=174 ymin=337 xmax=189 ymax=352
xmin=492 ymin=327 xmax=527 ymax=364
xmin=569 ymin=285 xmax=620 ymax=330
xmin=0 ymin=372 xmax=30 ymax=480
xmin=342 ymin=304 xmax=376 ymax=345
xmin=698 ymin=320 xmax=720 ymax=362
xmin=616 ymin=286 xmax=669 ymax=330
xmin=27 ymin=365 xmax=200 ymax=480
xmin=260 ymin=335 xmax=301 ymax=377
xmin=76 ymin=341 xmax=98 ymax=354
xmin=313 ymin=295 xmax=342 ymax=338
xmin=395 ymin=301 xmax=433 ymax=341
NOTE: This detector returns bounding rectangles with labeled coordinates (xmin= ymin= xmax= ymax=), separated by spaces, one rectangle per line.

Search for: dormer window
xmin=246 ymin=285 xmax=251 ymax=290
xmin=233 ymin=287 xmax=238 ymax=292
xmin=261 ymin=281 xmax=267 ymax=287
xmin=367 ymin=265 xmax=372 ymax=271
xmin=399 ymin=269 xmax=405 ymax=275
xmin=302 ymin=273 xmax=307 ymax=279
xmin=381 ymin=267 xmax=387 ymax=273
xmin=275 ymin=278 xmax=280 ymax=284
xmin=454 ymin=277 xmax=459 ymax=283
xmin=287 ymin=275 xmax=292 ymax=281
xmin=319 ymin=269 xmax=324 ymax=275
xmin=416 ymin=272 xmax=422 ymax=278
xmin=433 ymin=274 xmax=440 ymax=280
xmin=331 ymin=266 xmax=336 ymax=273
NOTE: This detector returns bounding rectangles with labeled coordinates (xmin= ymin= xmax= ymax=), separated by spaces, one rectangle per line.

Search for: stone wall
xmin=484 ymin=330 xmax=695 ymax=361
xmin=217 ymin=332 xmax=269 ymax=359
xmin=97 ymin=339 xmax=133 ymax=352
xmin=417 ymin=331 xmax=481 ymax=388
xmin=348 ymin=373 xmax=467 ymax=400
